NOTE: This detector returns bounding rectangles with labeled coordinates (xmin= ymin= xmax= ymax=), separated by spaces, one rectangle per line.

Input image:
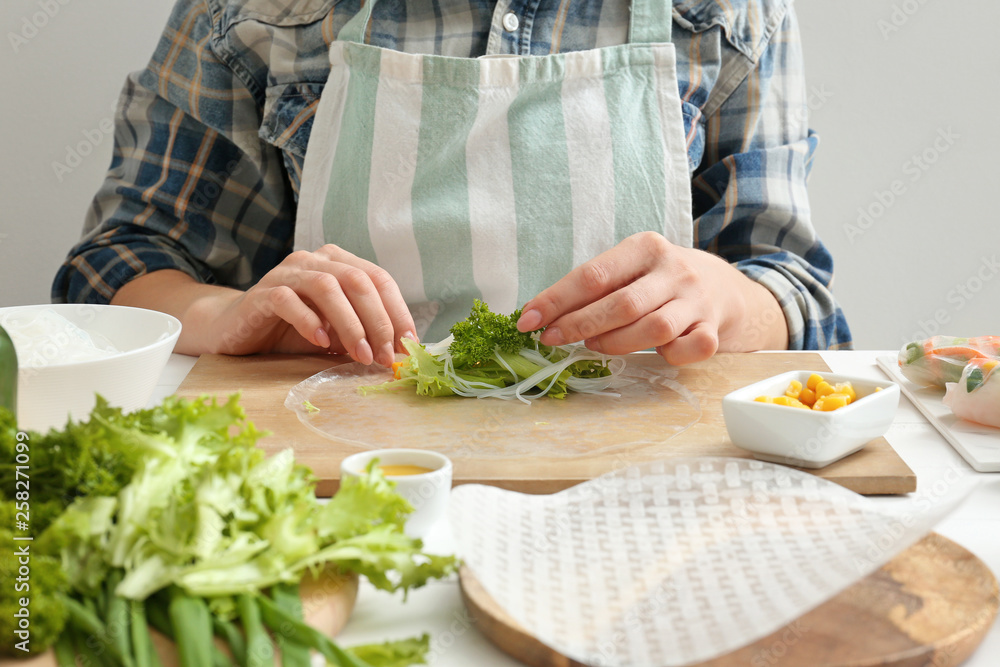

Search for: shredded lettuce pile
xmin=361 ymin=300 xmax=625 ymax=403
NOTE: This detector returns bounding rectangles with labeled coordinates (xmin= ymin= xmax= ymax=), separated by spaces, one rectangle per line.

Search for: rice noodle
xmin=1 ymin=308 xmax=120 ymax=366
xmin=448 ymin=344 xmax=626 ymax=404
xmin=406 ymin=333 xmax=627 ymax=404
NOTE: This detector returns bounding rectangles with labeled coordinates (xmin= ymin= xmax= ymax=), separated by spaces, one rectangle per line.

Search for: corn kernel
xmin=815 ymin=380 xmax=835 ymax=399
xmin=798 ymin=387 xmax=817 ymax=407
xmin=815 ymin=393 xmax=851 ymax=411
xmin=833 ymin=382 xmax=858 ymax=403
xmin=785 ymin=380 xmax=803 ymax=399
xmin=773 ymin=396 xmax=807 ymax=408
xmin=756 ymin=373 xmax=860 ymax=412
xmin=833 ymin=382 xmax=856 ymax=402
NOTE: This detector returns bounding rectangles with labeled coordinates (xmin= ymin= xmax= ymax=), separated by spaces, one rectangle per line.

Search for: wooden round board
xmin=460 ymin=533 xmax=999 ymax=667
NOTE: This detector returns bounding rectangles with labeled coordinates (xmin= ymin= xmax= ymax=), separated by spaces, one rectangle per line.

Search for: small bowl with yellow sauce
xmin=340 ymin=449 xmax=452 ymax=538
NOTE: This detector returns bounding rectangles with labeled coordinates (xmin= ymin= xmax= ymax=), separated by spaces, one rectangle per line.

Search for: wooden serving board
xmin=460 ymin=533 xmax=999 ymax=667
xmin=175 ymin=352 xmax=916 ymax=496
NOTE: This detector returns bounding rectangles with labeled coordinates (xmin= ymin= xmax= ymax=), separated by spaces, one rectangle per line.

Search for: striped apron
xmin=296 ymin=0 xmax=693 ymax=343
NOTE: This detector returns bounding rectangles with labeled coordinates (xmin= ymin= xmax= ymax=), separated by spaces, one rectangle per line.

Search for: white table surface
xmin=153 ymin=351 xmax=1000 ymax=666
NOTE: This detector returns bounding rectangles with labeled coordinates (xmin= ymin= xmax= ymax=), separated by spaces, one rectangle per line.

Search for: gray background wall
xmin=1 ymin=0 xmax=998 ymax=349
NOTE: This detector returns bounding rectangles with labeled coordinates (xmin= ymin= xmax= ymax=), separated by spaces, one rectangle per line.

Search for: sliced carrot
xmin=925 ymin=346 xmax=989 ymax=360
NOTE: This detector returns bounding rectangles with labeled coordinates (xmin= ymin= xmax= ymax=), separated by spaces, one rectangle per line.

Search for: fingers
xmin=583 ymin=299 xmax=692 ymax=355
xmin=261 ymin=284 xmax=332 ymax=350
xmin=284 ymin=245 xmax=416 ymax=366
xmin=518 ymin=234 xmax=657 ymax=335
xmin=536 ymin=275 xmax=669 ymax=347
xmin=656 ymin=322 xmax=719 ymax=366
xmin=517 ymin=233 xmax=731 ymax=364
xmin=312 ymin=246 xmax=417 ymax=358
xmin=580 ymin=299 xmax=719 ymax=365
xmin=212 ymin=284 xmax=330 ymax=356
xmin=359 ymin=262 xmax=419 ymax=355
xmin=297 ymin=268 xmax=381 ymax=364
xmin=229 ymin=249 xmax=415 ymax=366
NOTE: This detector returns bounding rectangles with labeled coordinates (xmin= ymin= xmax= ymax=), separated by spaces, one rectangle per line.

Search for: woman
xmin=53 ymin=0 xmax=851 ymax=365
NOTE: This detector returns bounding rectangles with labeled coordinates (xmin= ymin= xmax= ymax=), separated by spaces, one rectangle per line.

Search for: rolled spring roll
xmin=943 ymin=358 xmax=1000 ymax=428
xmin=898 ymin=335 xmax=1000 ymax=387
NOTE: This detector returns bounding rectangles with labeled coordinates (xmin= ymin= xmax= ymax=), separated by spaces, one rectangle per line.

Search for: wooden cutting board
xmin=175 ymin=352 xmax=916 ymax=496
xmin=460 ymin=533 xmax=999 ymax=667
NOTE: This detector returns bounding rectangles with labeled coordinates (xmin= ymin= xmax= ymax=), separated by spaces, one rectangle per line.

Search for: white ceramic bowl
xmin=721 ymin=370 xmax=899 ymax=468
xmin=0 ymin=304 xmax=181 ymax=431
xmin=340 ymin=448 xmax=452 ymax=538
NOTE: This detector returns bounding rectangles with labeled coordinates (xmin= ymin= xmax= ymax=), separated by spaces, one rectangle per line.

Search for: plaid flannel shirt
xmin=52 ymin=0 xmax=853 ymax=350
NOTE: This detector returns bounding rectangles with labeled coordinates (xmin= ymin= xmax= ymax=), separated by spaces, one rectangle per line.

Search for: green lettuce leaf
xmin=37 ymin=394 xmax=456 ymax=608
xmin=347 ymin=634 xmax=431 ymax=667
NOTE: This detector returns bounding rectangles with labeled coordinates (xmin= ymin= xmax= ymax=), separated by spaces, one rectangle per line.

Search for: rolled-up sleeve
xmin=690 ymin=4 xmax=852 ymax=350
xmin=52 ymin=0 xmax=295 ymax=304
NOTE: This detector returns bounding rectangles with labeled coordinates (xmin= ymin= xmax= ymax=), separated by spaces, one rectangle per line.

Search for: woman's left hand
xmin=516 ymin=231 xmax=789 ymax=365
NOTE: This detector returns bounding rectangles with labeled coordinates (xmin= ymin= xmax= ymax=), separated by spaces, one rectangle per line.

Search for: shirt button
xmin=502 ymin=11 xmax=519 ymax=32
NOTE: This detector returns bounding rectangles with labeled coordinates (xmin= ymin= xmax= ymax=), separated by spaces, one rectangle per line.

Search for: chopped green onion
xmin=53 ymin=632 xmax=77 ymax=667
xmin=212 ymin=614 xmax=248 ymax=667
xmin=61 ymin=594 xmax=133 ymax=667
xmin=168 ymin=589 xmax=216 ymax=667
xmin=130 ymin=600 xmax=163 ymax=667
xmin=268 ymin=584 xmax=311 ymax=667
xmin=238 ymin=594 xmax=275 ymax=667
xmin=256 ymin=595 xmax=369 ymax=667
xmin=107 ymin=571 xmax=133 ymax=665
xmin=967 ymin=366 xmax=986 ymax=392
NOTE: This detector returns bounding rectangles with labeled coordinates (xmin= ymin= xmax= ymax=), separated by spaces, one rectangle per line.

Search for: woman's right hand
xmin=112 ymin=245 xmax=417 ymax=365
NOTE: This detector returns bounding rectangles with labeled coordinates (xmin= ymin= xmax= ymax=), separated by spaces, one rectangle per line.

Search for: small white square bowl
xmin=721 ymin=370 xmax=900 ymax=468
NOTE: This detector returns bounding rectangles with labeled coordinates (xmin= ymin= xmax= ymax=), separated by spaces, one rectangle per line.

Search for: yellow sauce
xmin=378 ymin=464 xmax=434 ymax=476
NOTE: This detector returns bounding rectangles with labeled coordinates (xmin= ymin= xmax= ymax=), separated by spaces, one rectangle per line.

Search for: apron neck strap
xmin=338 ymin=0 xmax=376 ymax=44
xmin=337 ymin=0 xmax=673 ymax=45
xmin=629 ymin=0 xmax=673 ymax=44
